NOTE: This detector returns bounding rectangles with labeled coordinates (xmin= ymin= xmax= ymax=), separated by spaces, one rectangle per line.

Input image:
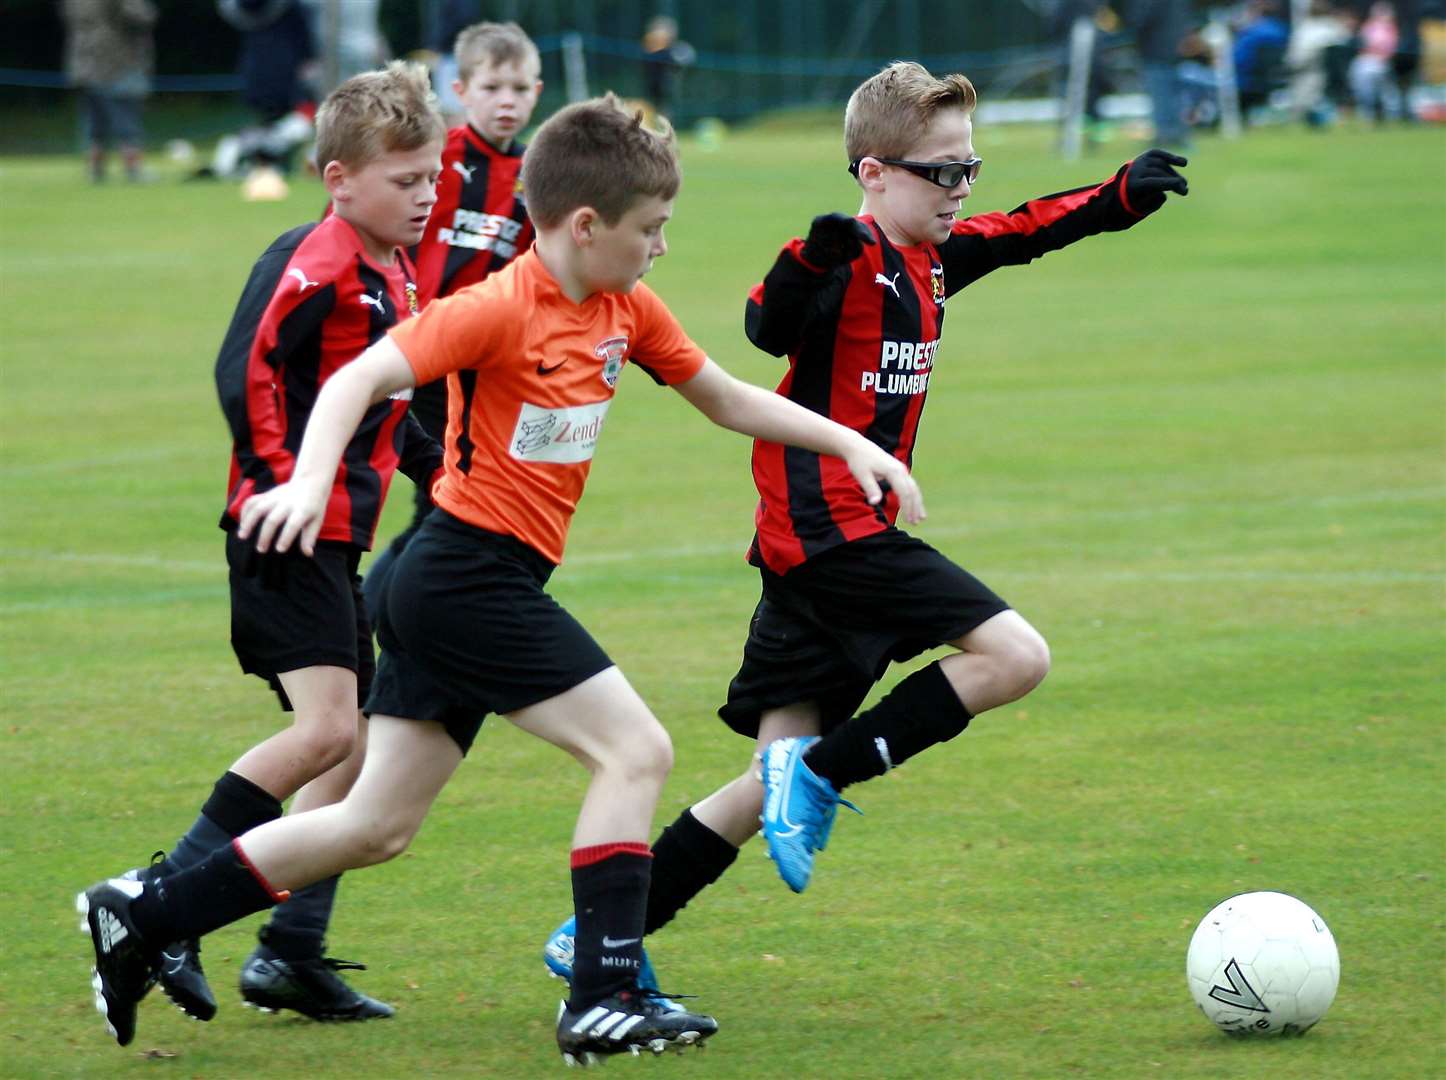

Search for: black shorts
xmin=226 ymin=531 xmax=374 ymax=711
xmin=719 ymin=529 xmax=1010 ymax=738
xmin=365 ymin=511 xmax=614 ymax=755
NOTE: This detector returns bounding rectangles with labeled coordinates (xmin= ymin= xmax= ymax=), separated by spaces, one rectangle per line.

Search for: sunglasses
xmin=848 ymin=156 xmax=983 ymax=188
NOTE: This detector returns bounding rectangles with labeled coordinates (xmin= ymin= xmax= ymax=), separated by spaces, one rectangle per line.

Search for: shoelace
xmin=319 ymin=957 xmax=368 ymax=973
xmin=635 ymin=985 xmax=696 ymax=1005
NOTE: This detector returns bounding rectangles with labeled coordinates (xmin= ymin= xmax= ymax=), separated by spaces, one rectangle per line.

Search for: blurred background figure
xmin=62 ymin=0 xmax=158 ymax=182
xmin=305 ymin=0 xmax=388 ymax=86
xmin=1232 ymin=0 xmax=1290 ymax=116
xmin=198 ymin=0 xmax=317 ymax=191
xmin=1286 ymin=1 xmax=1355 ymax=126
xmin=641 ymin=14 xmax=695 ymax=120
xmin=1052 ymin=0 xmax=1121 ymax=145
xmin=426 ymin=0 xmax=483 ymax=125
xmin=1351 ymin=1 xmax=1405 ymax=120
xmin=1389 ymin=0 xmax=1424 ymax=120
xmin=1122 ymin=0 xmax=1191 ymax=147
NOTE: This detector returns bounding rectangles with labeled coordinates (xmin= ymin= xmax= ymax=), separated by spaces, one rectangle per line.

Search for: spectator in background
xmin=1123 ymin=0 xmax=1190 ymax=147
xmin=1287 ymin=1 xmax=1354 ymax=125
xmin=1052 ymin=1 xmax=1121 ymax=145
xmin=1233 ymin=0 xmax=1291 ymax=114
xmin=62 ymin=0 xmax=158 ymax=183
xmin=302 ymin=0 xmax=389 ymax=86
xmin=199 ymin=0 xmax=318 ymax=188
xmin=641 ymin=14 xmax=695 ymax=120
xmin=1389 ymin=0 xmax=1423 ymax=120
xmin=1350 ymin=1 xmax=1403 ymax=120
xmin=427 ymin=0 xmax=483 ymax=124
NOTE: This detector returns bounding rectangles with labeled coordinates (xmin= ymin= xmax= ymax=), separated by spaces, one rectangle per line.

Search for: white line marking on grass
xmin=2 ymin=550 xmax=217 ymax=574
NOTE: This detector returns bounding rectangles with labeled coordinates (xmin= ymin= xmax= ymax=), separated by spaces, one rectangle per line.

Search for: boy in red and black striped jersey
xmin=362 ymin=22 xmax=543 ymax=619
xmin=571 ymin=62 xmax=1189 ymax=946
xmin=77 ymin=94 xmax=920 ymax=1063
xmin=107 ymin=64 xmax=446 ymax=1032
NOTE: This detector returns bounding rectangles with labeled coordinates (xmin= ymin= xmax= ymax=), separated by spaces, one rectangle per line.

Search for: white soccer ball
xmin=1186 ymin=891 xmax=1340 ymax=1037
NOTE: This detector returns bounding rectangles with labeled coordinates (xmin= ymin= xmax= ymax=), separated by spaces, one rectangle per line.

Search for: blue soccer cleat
xmin=759 ymin=736 xmax=860 ymax=893
xmin=543 ymin=916 xmax=681 ymax=1013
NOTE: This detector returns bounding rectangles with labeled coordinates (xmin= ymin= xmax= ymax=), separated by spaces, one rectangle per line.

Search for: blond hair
xmin=314 ymin=61 xmax=445 ymax=170
xmin=844 ymin=61 xmax=977 ymax=164
xmin=522 ymin=93 xmax=680 ymax=228
xmin=455 ymin=21 xmax=541 ymax=83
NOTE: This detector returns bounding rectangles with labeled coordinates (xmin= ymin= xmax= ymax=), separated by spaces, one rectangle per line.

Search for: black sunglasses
xmin=848 ymin=156 xmax=982 ymax=188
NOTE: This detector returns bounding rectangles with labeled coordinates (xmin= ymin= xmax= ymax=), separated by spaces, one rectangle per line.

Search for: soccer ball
xmin=1186 ymin=891 xmax=1339 ymax=1037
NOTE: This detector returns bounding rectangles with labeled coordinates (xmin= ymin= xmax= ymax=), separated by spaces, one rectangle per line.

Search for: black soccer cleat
xmin=123 ymin=853 xmax=218 ymax=1021
xmin=156 ymin=939 xmax=218 ymax=1021
xmin=556 ymin=988 xmax=718 ymax=1067
xmin=76 ymin=877 xmax=160 ymax=1047
xmin=239 ymin=950 xmax=395 ymax=1021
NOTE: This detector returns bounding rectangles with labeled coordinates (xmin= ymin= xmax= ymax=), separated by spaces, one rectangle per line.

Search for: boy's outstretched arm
xmin=237 ymin=338 xmax=418 ymax=555
xmin=672 ymin=357 xmax=925 ymax=525
xmin=939 ymin=148 xmax=1188 ymax=296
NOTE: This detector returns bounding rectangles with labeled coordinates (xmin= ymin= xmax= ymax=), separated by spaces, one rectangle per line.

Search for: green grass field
xmin=2 ymin=118 xmax=1442 ymax=1079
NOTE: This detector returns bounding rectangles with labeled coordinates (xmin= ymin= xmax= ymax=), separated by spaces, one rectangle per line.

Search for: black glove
xmin=1125 ymin=149 xmax=1189 ymax=213
xmin=799 ymin=212 xmax=875 ymax=269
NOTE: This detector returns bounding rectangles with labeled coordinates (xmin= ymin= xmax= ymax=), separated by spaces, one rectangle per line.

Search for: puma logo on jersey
xmin=874 ymin=271 xmax=902 ymax=298
xmin=359 ymin=291 xmax=386 ymax=312
xmin=288 ymin=268 xmax=319 ymax=292
xmin=452 ymin=160 xmax=476 ymax=183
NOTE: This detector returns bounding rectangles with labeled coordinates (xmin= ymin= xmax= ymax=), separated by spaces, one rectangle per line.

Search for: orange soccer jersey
xmin=387 ymin=248 xmax=707 ymax=564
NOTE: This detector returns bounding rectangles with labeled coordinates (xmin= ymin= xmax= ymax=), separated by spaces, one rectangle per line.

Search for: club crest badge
xmin=404 ymin=281 xmax=419 ymax=316
xmin=595 ymin=336 xmax=628 ymax=387
xmin=931 ymin=264 xmax=945 ymax=304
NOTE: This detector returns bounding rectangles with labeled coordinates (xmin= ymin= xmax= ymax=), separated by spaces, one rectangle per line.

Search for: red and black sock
xmin=566 ymin=843 xmax=651 ymax=1010
xmin=131 ymin=839 xmax=288 ymax=945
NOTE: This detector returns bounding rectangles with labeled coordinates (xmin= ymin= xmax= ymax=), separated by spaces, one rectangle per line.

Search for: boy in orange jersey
xmin=77 ymin=94 xmax=923 ymax=1065
xmin=101 ymin=63 xmax=445 ymax=1037
xmin=362 ymin=21 xmax=544 ymax=622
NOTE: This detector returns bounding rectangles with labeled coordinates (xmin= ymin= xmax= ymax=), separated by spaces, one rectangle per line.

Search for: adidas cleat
xmin=556 ymin=988 xmax=716 ymax=1066
xmin=543 ymin=916 xmax=682 ymax=1012
xmin=76 ymin=878 xmax=160 ymax=1047
xmin=123 ymin=854 xmax=217 ymax=1021
xmin=240 ymin=950 xmax=395 ymax=1021
xmin=759 ymin=736 xmax=860 ymax=893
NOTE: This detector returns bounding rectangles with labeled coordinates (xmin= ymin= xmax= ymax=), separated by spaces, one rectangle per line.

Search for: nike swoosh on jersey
xmin=536 ymin=359 xmax=566 ymax=375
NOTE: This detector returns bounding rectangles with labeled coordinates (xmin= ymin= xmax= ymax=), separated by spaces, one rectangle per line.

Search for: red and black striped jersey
xmin=407 ymin=124 xmax=533 ymax=438
xmin=215 ymin=213 xmax=443 ymax=549
xmin=745 ymin=159 xmax=1156 ymax=573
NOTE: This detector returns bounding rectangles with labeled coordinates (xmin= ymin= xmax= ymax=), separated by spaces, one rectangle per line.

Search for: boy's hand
xmin=1126 ymin=149 xmax=1189 ymax=213
xmin=844 ymin=437 xmax=926 ymax=526
xmin=801 ymin=213 xmax=875 ymax=269
xmin=236 ymin=481 xmax=327 ymax=557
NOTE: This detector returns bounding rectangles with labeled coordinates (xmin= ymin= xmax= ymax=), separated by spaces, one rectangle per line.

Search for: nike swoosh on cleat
xmin=162 ymin=952 xmax=187 ymax=976
xmin=600 ymin=936 xmax=640 ymax=948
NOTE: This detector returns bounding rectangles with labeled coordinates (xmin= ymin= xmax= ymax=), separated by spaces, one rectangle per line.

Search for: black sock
xmin=803 ymin=661 xmax=972 ymax=790
xmin=256 ymin=874 xmax=340 ymax=960
xmin=160 ymin=771 xmax=283 ymax=876
xmin=131 ymin=841 xmax=284 ymax=945
xmin=567 ymin=844 xmax=651 ymax=1010
xmin=645 ymin=808 xmax=739 ymax=935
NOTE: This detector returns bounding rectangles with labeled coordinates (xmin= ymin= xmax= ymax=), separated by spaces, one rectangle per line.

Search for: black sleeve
xmin=743 ymin=238 xmax=853 ymax=357
xmin=395 ymin=412 xmax=444 ymax=493
xmin=937 ymin=161 xmax=1148 ymax=297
